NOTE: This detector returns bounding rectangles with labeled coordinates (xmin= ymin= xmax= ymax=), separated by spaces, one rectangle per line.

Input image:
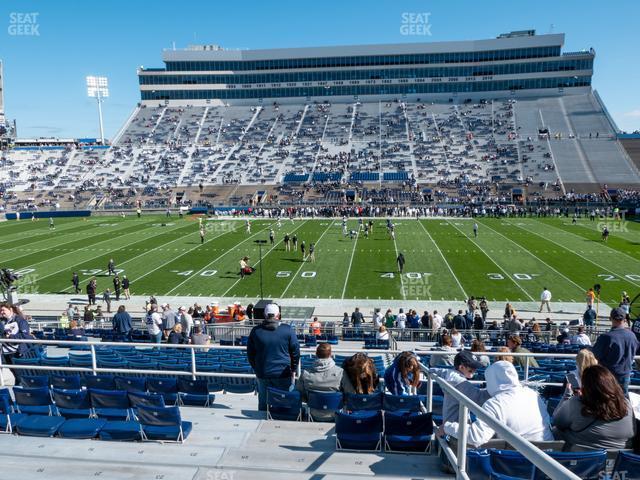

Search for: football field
xmin=1 ymin=215 xmax=639 ymax=304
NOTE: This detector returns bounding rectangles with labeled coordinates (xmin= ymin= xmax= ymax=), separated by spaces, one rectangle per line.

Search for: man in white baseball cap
xmin=247 ymin=303 xmax=300 ymax=411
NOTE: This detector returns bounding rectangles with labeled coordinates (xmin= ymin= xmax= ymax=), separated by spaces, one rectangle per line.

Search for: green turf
xmin=1 ymin=215 xmax=639 ymax=303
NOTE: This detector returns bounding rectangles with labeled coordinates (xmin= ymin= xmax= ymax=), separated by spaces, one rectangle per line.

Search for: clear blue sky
xmin=1 ymin=0 xmax=639 ymax=139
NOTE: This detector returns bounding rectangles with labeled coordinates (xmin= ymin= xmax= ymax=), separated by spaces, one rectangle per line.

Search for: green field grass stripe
xmin=416 ymin=219 xmax=467 ymax=299
xmin=447 ymin=220 xmax=535 ymax=301
xmin=479 ymin=220 xmax=586 ymax=296
xmin=0 ymin=218 xmax=91 ymax=246
xmin=221 ymin=220 xmax=309 ymax=297
xmin=503 ymin=220 xmax=640 ymax=294
xmin=280 ymin=220 xmax=334 ymax=297
xmin=341 ymin=224 xmax=360 ymax=299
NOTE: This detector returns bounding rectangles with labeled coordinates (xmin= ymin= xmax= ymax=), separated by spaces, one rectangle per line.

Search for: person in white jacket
xmin=440 ymin=361 xmax=553 ymax=448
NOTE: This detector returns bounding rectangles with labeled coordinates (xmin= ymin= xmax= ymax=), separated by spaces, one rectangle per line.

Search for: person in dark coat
xmin=0 ymin=302 xmax=34 ymax=363
xmin=71 ymin=272 xmax=80 ymax=294
xmin=111 ymin=305 xmax=132 ymax=341
xmin=86 ymin=279 xmax=97 ymax=305
xmin=113 ymin=275 xmax=121 ymax=301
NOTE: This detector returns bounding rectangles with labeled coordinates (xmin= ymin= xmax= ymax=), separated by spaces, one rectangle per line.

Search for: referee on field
xmin=396 ymin=252 xmax=405 ymax=273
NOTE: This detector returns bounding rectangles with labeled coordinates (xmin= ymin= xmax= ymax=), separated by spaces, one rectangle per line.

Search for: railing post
xmin=426 ymin=373 xmax=433 ymax=413
xmin=456 ymin=403 xmax=469 ymax=479
xmin=90 ymin=344 xmax=97 ymax=376
xmin=191 ymin=346 xmax=197 ymax=381
xmin=524 ymin=355 xmax=530 ymax=382
xmin=0 ymin=351 xmax=5 ymax=387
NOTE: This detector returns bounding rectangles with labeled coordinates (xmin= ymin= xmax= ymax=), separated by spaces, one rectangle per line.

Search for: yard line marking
xmin=341 ymin=226 xmax=360 ymax=300
xmin=391 ymin=230 xmax=406 ymax=301
xmin=506 ymin=221 xmax=640 ymax=289
xmin=417 ymin=220 xmax=467 ymax=299
xmin=0 ymin=217 xmax=97 ymax=248
xmin=447 ymin=220 xmax=535 ymax=301
xmin=220 ymin=221 xmax=308 ymax=297
xmin=281 ymin=220 xmax=334 ymax=297
xmin=156 ymin=222 xmax=272 ymax=295
xmin=480 ymin=220 xmax=585 ymax=295
xmin=9 ymin=219 xmax=178 ymax=279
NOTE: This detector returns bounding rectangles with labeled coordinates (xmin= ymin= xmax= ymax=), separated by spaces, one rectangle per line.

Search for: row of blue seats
xmin=467 ymin=446 xmax=640 ymax=480
xmin=0 ymin=388 xmax=191 ymax=442
xmin=16 ymin=376 xmax=215 ymax=406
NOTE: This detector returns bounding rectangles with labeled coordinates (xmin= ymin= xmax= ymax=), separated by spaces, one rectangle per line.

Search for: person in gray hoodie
xmin=296 ymin=343 xmax=343 ymax=421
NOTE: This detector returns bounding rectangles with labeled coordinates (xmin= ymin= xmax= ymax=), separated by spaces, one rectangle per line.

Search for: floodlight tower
xmin=86 ymin=75 xmax=109 ymax=144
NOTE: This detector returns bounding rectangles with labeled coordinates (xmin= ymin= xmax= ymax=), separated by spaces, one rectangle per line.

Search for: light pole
xmin=255 ymin=239 xmax=267 ymax=299
xmin=86 ymin=76 xmax=109 ymax=144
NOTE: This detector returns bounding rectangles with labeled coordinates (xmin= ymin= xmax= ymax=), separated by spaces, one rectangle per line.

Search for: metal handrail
xmin=420 ymin=362 xmax=581 ymax=480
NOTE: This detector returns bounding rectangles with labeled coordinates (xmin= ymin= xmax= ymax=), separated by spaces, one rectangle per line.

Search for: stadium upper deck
xmin=138 ymin=30 xmax=594 ymax=103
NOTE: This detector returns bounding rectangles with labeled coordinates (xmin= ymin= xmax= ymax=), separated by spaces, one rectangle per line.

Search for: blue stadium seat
xmin=58 ymin=418 xmax=106 ymax=439
xmin=20 ymin=375 xmax=49 ymax=388
xmin=83 ymin=375 xmax=117 ymax=390
xmin=51 ymin=388 xmax=92 ymax=418
xmin=15 ymin=415 xmax=65 ymax=437
xmin=266 ymin=388 xmax=303 ymax=421
xmin=490 ymin=449 xmax=534 ymax=479
xmin=114 ymin=376 xmax=146 ymax=393
xmin=136 ymin=405 xmax=192 ymax=443
xmin=147 ymin=377 xmax=179 ymax=405
xmin=467 ymin=449 xmax=493 ymax=480
xmin=383 ymin=394 xmax=424 ymax=413
xmin=335 ymin=410 xmax=383 ymax=451
xmin=128 ymin=391 xmax=166 ymax=410
xmin=89 ymin=388 xmax=131 ymax=420
xmin=345 ymin=392 xmax=383 ymax=411
xmin=98 ymin=420 xmax=142 ymax=441
xmin=305 ymin=390 xmax=343 ymax=422
xmin=50 ymin=374 xmax=82 ymax=390
xmin=177 ymin=378 xmax=214 ymax=407
xmin=13 ymin=386 xmax=55 ymax=415
xmin=0 ymin=395 xmax=27 ymax=434
xmin=532 ymin=450 xmax=606 ymax=480
xmin=223 ymin=378 xmax=256 ymax=394
xmin=613 ymin=451 xmax=640 ymax=479
xmin=383 ymin=411 xmax=433 ymax=453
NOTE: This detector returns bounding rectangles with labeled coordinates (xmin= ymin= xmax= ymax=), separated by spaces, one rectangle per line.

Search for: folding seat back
xmin=383 ymin=394 xmax=424 ymax=413
xmin=335 ymin=410 xmax=383 ymax=451
xmin=136 ymin=405 xmax=192 ymax=443
xmin=0 ymin=394 xmax=28 ymax=434
xmin=490 ymin=449 xmax=534 ymax=479
xmin=613 ymin=451 xmax=640 ymax=480
xmin=306 ymin=390 xmax=343 ymax=421
xmin=147 ymin=377 xmax=179 ymax=403
xmin=20 ymin=375 xmax=49 ymax=388
xmin=114 ymin=376 xmax=146 ymax=393
xmin=128 ymin=390 xmax=166 ymax=409
xmin=51 ymin=374 xmax=82 ymax=390
xmin=13 ymin=386 xmax=54 ymax=415
xmin=89 ymin=388 xmax=130 ymax=420
xmin=266 ymin=388 xmax=302 ymax=421
xmin=52 ymin=388 xmax=91 ymax=418
xmin=83 ymin=375 xmax=116 ymax=390
xmin=383 ymin=410 xmax=433 ymax=453
xmin=345 ymin=391 xmax=383 ymax=411
xmin=532 ymin=450 xmax=606 ymax=480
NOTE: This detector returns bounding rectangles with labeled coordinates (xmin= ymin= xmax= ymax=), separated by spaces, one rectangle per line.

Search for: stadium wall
xmin=5 ymin=210 xmax=91 ymax=220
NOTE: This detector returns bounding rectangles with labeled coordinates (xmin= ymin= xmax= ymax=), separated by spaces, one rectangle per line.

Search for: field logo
xmin=597 ymin=211 xmax=628 ymax=233
xmin=400 ymin=12 xmax=432 ymax=36
xmin=402 ymin=272 xmax=432 ymax=298
xmin=17 ymin=272 xmax=39 ymax=294
xmin=8 ymin=12 xmax=40 ymax=36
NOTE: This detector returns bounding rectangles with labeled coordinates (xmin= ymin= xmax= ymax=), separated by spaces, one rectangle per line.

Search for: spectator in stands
xmin=190 ymin=325 xmax=211 ymax=346
xmin=487 ymin=320 xmax=500 ymax=342
xmin=69 ymin=319 xmax=85 ymax=338
xmin=504 ymin=303 xmax=516 ymax=319
xmin=557 ymin=326 xmax=571 ymax=344
xmin=376 ymin=326 xmax=389 ymax=341
xmin=420 ymin=310 xmax=430 ymax=329
xmin=544 ymin=317 xmax=553 ymax=332
xmin=341 ymin=312 xmax=349 ymax=328
xmin=145 ymin=304 xmax=163 ymax=344
xmin=470 ymin=340 xmax=491 ymax=367
xmin=567 ymin=349 xmax=598 ymax=390
xmin=102 ymin=289 xmax=112 ymax=314
xmin=552 ymin=365 xmax=635 ymax=451
xmin=341 ymin=352 xmax=379 ymax=394
xmin=373 ymin=308 xmax=383 ymax=328
xmin=479 ymin=297 xmax=489 ymax=322
xmin=0 ymin=303 xmax=33 ymax=364
xmin=539 ymin=287 xmax=552 ymax=313
xmin=494 ymin=346 xmax=514 ymax=364
xmin=296 ymin=343 xmax=343 ymax=421
xmin=111 ymin=305 xmax=132 ymax=341
xmin=351 ymin=307 xmax=364 ymax=332
xmin=86 ymin=278 xmax=97 ymax=305
xmin=179 ymin=306 xmax=193 ymax=338
xmin=395 ymin=308 xmax=407 ymax=329
xmin=168 ymin=323 xmax=186 ymax=344
xmin=432 ymin=310 xmax=443 ymax=331
xmin=384 ymin=309 xmax=396 ymax=328
xmin=384 ymin=351 xmax=421 ymax=396
xmin=247 ymin=303 xmax=300 ymax=411
xmin=506 ymin=315 xmax=524 ymax=333
xmin=441 ymin=361 xmax=553 ymax=447
xmin=592 ymin=307 xmax=639 ymax=394
xmin=583 ymin=305 xmax=597 ymax=327
xmin=161 ymin=303 xmax=177 ymax=340
xmin=83 ymin=306 xmax=95 ymax=325
xmin=450 ymin=328 xmax=463 ymax=348
xmin=507 ymin=334 xmax=539 ymax=369
xmin=408 ymin=310 xmax=421 ymax=329
xmin=453 ymin=310 xmax=465 ymax=330
xmin=429 ymin=335 xmax=457 ymax=367
xmin=570 ymin=326 xmax=591 ymax=346
xmin=122 ymin=275 xmax=130 ymax=300
xmin=309 ymin=317 xmax=321 ymax=336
